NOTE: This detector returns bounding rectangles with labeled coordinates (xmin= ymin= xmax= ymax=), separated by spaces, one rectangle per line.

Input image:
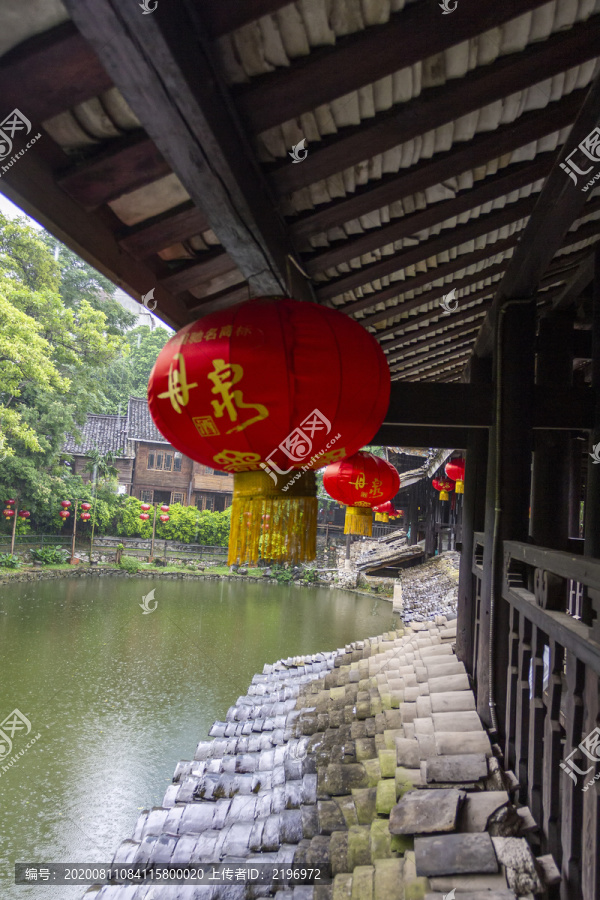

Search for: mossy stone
xmin=347 ymin=825 xmax=371 ymax=869
xmin=378 ymin=749 xmax=397 ymax=779
xmin=351 ymin=865 xmax=374 ymax=900
xmin=351 ymin=787 xmax=378 ymax=825
xmin=370 ymin=818 xmax=393 ymax=861
xmin=376 ymin=778 xmax=397 ymax=815
xmin=362 ymin=758 xmax=382 ymax=787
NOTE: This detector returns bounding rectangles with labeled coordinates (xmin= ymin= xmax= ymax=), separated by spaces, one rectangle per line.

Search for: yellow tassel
xmin=440 ymin=490 xmax=449 ymax=501
xmin=344 ymin=506 xmax=373 ymax=536
xmin=455 ymin=480 xmax=464 ymax=494
xmin=374 ymin=512 xmax=383 ymax=522
xmin=381 ymin=513 xmax=389 ymax=523
xmin=228 ymin=470 xmax=317 ymax=566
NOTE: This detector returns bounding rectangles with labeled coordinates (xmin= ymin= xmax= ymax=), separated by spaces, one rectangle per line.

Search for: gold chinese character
xmin=369 ymin=479 xmax=383 ymax=497
xmin=350 ymin=472 xmax=366 ymax=490
xmin=205 ymin=328 xmax=217 ymax=341
xmin=213 ymin=449 xmax=262 ymax=472
xmin=189 ymin=331 xmax=203 ymax=343
xmin=157 ymin=353 xmax=198 ymax=413
xmin=219 ymin=325 xmax=233 ymax=338
xmin=235 ymin=326 xmax=252 ymax=337
xmin=207 ymin=359 xmax=268 ymax=434
xmin=319 ymin=447 xmax=346 ymax=466
xmin=193 ymin=415 xmax=220 ymax=437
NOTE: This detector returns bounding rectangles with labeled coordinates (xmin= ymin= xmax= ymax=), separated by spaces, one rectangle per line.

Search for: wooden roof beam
xmin=202 ymin=0 xmax=295 ymax=38
xmin=289 ymin=90 xmax=584 ymax=241
xmin=305 ymin=155 xmax=554 ymax=276
xmin=397 ymin=348 xmax=473 ymax=381
xmin=63 ymin=0 xmax=312 ymax=301
xmin=272 ymin=20 xmax=599 ymax=196
xmin=236 ymin=0 xmax=556 ymax=135
xmin=117 ymin=202 xmax=211 ymax=260
xmin=389 ymin=325 xmax=484 ymax=372
xmin=474 ymin=71 xmax=600 ymax=357
xmin=382 ymin=301 xmax=494 ymax=356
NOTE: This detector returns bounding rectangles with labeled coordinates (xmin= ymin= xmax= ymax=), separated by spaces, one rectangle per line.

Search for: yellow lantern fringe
xmin=455 ymin=480 xmax=465 ymax=494
xmin=344 ymin=506 xmax=373 ymax=536
xmin=374 ymin=512 xmax=383 ymax=522
xmin=228 ymin=470 xmax=317 ymax=566
xmin=439 ymin=490 xmax=450 ymax=501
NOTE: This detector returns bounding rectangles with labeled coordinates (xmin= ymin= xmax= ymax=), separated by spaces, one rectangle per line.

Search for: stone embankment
xmin=398 ymin=552 xmax=460 ymax=624
xmin=84 ymin=618 xmax=557 ymax=899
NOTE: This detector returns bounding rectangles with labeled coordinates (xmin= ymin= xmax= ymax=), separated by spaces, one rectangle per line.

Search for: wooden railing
xmin=474 ymin=541 xmax=600 ymax=899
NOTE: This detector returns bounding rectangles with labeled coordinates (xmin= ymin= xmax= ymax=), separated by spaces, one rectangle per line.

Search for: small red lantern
xmin=80 ymin=512 xmax=91 ymax=521
xmin=140 ymin=503 xmax=151 ymax=511
xmin=324 ymin=452 xmax=400 ymax=536
xmin=140 ymin=513 xmax=150 ymax=521
xmin=432 ymin=477 xmax=455 ymax=502
xmin=160 ymin=504 xmax=170 ymax=513
xmin=445 ymin=457 xmax=466 ymax=494
xmin=5 ymin=499 xmax=16 ymax=506
xmin=3 ymin=508 xmax=15 ymax=518
xmin=81 ymin=502 xmax=92 ymax=511
xmin=159 ymin=514 xmax=169 ymax=523
xmin=59 ymin=510 xmax=70 ymax=519
xmin=61 ymin=500 xmax=71 ymax=509
xmin=18 ymin=510 xmax=31 ymax=519
xmin=373 ymin=500 xmax=399 ymax=523
xmin=148 ymin=296 xmax=390 ymax=565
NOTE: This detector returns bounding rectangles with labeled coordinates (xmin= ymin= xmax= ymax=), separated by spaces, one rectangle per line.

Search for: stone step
xmin=432 ymin=711 xmax=484 ymax=733
xmin=429 ymin=691 xmax=476 ymax=713
xmin=415 ymin=832 xmax=499 ymax=877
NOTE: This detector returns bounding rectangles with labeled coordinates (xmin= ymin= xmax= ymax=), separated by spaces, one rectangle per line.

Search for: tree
xmin=84 ymin=449 xmax=119 ymax=485
xmin=126 ymin=326 xmax=171 ymax=397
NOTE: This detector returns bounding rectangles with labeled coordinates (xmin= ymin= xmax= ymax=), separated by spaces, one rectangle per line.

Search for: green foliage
xmin=119 ymin=555 xmax=140 ymax=574
xmin=0 ymin=553 xmax=21 ymax=568
xmin=126 ymin=326 xmax=171 ymax=397
xmin=30 ymin=546 xmax=70 ymax=565
xmin=269 ymin=564 xmax=294 ymax=583
xmin=302 ymin=567 xmax=318 ymax=583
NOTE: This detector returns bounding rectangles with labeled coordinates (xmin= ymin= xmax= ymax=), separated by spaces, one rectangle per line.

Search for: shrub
xmin=270 ymin=564 xmax=294 ymax=584
xmin=302 ymin=567 xmax=318 ymax=584
xmin=0 ymin=553 xmax=21 ymax=569
xmin=119 ymin=555 xmax=140 ymax=574
xmin=30 ymin=547 xmax=70 ymax=565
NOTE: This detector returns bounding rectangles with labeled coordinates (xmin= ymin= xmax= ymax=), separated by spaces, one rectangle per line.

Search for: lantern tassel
xmin=344 ymin=506 xmax=373 ymax=536
xmin=228 ymin=470 xmax=317 ymax=566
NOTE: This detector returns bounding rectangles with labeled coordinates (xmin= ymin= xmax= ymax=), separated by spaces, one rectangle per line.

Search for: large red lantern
xmin=323 ymin=452 xmax=400 ymax=536
xmin=445 ymin=457 xmax=466 ymax=494
xmin=148 ymin=297 xmax=390 ymax=565
xmin=433 ymin=477 xmax=455 ymax=502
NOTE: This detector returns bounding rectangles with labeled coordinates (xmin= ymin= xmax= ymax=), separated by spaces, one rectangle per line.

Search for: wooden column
xmin=584 ymin=246 xmax=600 ymax=561
xmin=531 ymin=313 xmax=574 ymax=550
xmin=476 ymin=299 xmax=536 ymax=731
xmin=408 ymin=487 xmax=419 ymax=546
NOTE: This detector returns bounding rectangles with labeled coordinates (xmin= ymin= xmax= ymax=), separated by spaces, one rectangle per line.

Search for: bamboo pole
xmin=10 ymin=496 xmax=18 ymax=555
xmin=70 ymin=499 xmax=78 ymax=564
xmin=149 ymin=503 xmax=157 ymax=561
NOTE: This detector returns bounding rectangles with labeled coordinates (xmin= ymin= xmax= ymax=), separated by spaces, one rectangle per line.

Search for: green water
xmin=0 ymin=576 xmax=396 ymax=898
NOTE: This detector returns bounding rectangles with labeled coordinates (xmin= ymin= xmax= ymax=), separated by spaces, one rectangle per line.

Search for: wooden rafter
xmin=158 ymin=249 xmax=236 ymax=295
xmin=0 ymin=22 xmax=112 ymax=125
xmin=185 ymin=284 xmax=250 ymax=317
xmin=316 ymin=195 xmax=536 ymax=301
xmin=399 ymin=348 xmax=473 ymax=381
xmin=236 ymin=0 xmax=559 ymax=135
xmin=202 ymin=0 xmax=294 ymax=38
xmin=382 ymin=303 xmax=494 ymax=357
xmin=271 ymin=21 xmax=599 ymax=196
xmin=305 ymin=155 xmax=554 ymax=277
xmin=117 ymin=203 xmax=210 ymax=260
xmin=289 ymin=90 xmax=584 ymax=242
xmin=389 ymin=325 xmax=484 ymax=372
xmin=63 ymin=0 xmax=312 ymax=301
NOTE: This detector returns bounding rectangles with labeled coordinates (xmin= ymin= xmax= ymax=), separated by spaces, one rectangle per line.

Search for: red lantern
xmin=160 ymin=504 xmax=170 ymax=513
xmin=59 ymin=510 xmax=70 ymax=519
xmin=18 ymin=510 xmax=31 ymax=519
xmin=3 ymin=508 xmax=14 ymax=518
xmin=445 ymin=457 xmax=466 ymax=494
xmin=148 ymin=297 xmax=390 ymax=565
xmin=61 ymin=500 xmax=71 ymax=509
xmin=159 ymin=514 xmax=169 ymax=523
xmin=323 ymin=452 xmax=400 ymax=536
xmin=80 ymin=512 xmax=91 ymax=521
xmin=81 ymin=502 xmax=92 ymax=511
xmin=140 ymin=513 xmax=150 ymax=521
xmin=5 ymin=499 xmax=16 ymax=506
xmin=373 ymin=500 xmax=399 ymax=523
xmin=140 ymin=503 xmax=151 ymax=511
xmin=432 ymin=477 xmax=455 ymax=502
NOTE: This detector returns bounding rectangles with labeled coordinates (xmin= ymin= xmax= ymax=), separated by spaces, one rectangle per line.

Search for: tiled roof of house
xmin=63 ymin=414 xmax=134 ymax=457
xmin=126 ymin=397 xmax=170 ymax=445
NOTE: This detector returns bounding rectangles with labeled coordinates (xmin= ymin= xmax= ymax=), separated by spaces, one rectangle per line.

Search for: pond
xmin=0 ymin=575 xmax=397 ymax=899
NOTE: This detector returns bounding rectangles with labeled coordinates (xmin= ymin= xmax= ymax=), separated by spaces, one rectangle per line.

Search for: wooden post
xmin=408 ymin=488 xmax=419 ymax=546
xmin=584 ymin=246 xmax=600 ymax=561
xmin=530 ymin=312 xmax=574 ymax=550
xmin=10 ymin=496 xmax=18 ymax=556
xmin=476 ymin=299 xmax=536 ymax=732
xmin=149 ymin=504 xmax=157 ymax=562
xmin=70 ymin=499 xmax=78 ymax=564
